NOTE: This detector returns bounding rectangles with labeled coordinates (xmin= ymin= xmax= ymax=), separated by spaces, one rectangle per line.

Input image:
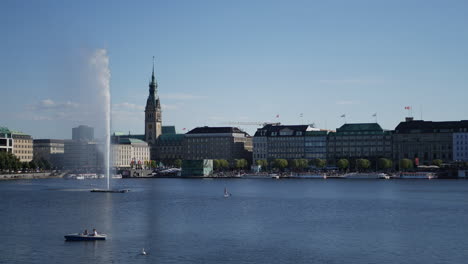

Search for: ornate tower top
xmin=149 ymin=56 xmax=158 ymax=97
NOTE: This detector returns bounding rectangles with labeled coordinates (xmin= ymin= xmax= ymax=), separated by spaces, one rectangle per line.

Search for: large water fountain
xmin=89 ymin=49 xmax=128 ymax=193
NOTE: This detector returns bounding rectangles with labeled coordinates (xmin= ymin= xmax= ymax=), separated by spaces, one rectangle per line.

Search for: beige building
xmin=12 ymin=131 xmax=33 ymax=162
xmin=112 ymin=138 xmax=150 ymax=168
xmin=184 ymin=127 xmax=252 ymax=164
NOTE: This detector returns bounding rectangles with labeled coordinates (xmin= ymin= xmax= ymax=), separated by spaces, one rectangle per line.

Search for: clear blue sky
xmin=1 ymin=0 xmax=467 ymax=139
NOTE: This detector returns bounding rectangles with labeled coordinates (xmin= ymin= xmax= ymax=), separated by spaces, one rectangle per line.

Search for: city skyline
xmin=1 ymin=0 xmax=468 ymax=139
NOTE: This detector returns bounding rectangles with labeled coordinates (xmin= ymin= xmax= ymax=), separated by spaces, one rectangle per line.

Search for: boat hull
xmin=64 ymin=234 xmax=106 ymax=241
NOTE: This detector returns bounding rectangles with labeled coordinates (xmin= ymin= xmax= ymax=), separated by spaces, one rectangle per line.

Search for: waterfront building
xmin=305 ymin=130 xmax=328 ymax=160
xmin=454 ymin=133 xmax=468 ymax=162
xmin=184 ymin=127 xmax=252 ymax=164
xmin=72 ymin=125 xmax=94 ymax=141
xmin=155 ymin=133 xmax=185 ymax=163
xmin=327 ymin=123 xmax=392 ymax=163
xmin=12 ymin=130 xmax=33 ymax=162
xmin=393 ymin=118 xmax=468 ymax=165
xmin=112 ymin=138 xmax=150 ymax=168
xmin=253 ymin=124 xmax=318 ymax=163
xmin=0 ymin=127 xmax=13 ymax=154
xmin=33 ymin=139 xmax=65 ymax=167
xmin=63 ymin=140 xmax=103 ymax=169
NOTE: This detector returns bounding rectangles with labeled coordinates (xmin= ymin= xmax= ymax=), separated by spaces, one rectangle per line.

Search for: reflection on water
xmin=1 ymin=178 xmax=468 ymax=263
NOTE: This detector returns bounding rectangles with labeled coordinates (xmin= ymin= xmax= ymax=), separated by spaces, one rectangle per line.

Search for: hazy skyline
xmin=1 ymin=0 xmax=468 ymax=139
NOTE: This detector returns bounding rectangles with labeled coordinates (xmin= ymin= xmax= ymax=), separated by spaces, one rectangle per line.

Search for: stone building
xmin=327 ymin=123 xmax=392 ymax=163
xmin=111 ymin=138 xmax=150 ymax=168
xmin=185 ymin=127 xmax=252 ymax=163
xmin=33 ymin=139 xmax=65 ymax=167
xmin=393 ymin=118 xmax=468 ymax=165
xmin=12 ymin=130 xmax=34 ymax=162
xmin=253 ymin=125 xmax=320 ymax=163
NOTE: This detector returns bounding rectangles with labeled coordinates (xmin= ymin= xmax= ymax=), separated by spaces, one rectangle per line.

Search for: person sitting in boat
xmin=92 ymin=228 xmax=98 ymax=236
xmin=83 ymin=229 xmax=89 ymax=236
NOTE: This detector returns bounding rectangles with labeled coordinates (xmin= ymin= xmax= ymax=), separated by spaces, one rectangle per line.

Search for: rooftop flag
xmin=340 ymin=114 xmax=346 ymax=118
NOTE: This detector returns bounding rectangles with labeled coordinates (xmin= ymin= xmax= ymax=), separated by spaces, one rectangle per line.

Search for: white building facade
xmin=112 ymin=138 xmax=150 ymax=168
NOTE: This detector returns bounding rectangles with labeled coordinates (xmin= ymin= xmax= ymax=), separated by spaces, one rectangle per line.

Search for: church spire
xmin=152 ymin=56 xmax=155 ymax=82
xmin=149 ymin=56 xmax=157 ymax=96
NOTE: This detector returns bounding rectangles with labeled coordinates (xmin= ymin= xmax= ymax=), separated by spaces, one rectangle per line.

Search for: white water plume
xmin=89 ymin=49 xmax=111 ymax=190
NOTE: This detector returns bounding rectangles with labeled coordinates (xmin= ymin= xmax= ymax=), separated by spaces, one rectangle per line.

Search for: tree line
xmin=0 ymin=152 xmax=51 ymax=173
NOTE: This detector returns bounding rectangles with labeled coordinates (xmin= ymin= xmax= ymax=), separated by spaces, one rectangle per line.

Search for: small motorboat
xmin=64 ymin=233 xmax=107 ymax=241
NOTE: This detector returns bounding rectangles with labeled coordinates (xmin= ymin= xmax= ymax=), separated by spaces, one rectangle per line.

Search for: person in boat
xmin=92 ymin=228 xmax=98 ymax=236
xmin=83 ymin=229 xmax=89 ymax=236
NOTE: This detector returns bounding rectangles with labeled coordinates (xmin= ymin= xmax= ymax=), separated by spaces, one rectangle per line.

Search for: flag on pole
xmin=404 ymin=106 xmax=411 ymax=110
xmin=340 ymin=114 xmax=346 ymax=118
xmin=372 ymin=113 xmax=377 ymax=117
xmin=300 ymin=113 xmax=303 ymax=118
xmin=276 ymin=114 xmax=280 ymax=118
xmin=182 ymin=128 xmax=186 ymax=130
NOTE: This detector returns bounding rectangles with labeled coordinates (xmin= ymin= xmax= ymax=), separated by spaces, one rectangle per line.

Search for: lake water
xmin=1 ymin=178 xmax=468 ymax=264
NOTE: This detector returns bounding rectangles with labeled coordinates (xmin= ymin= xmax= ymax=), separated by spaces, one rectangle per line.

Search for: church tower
xmin=145 ymin=58 xmax=162 ymax=145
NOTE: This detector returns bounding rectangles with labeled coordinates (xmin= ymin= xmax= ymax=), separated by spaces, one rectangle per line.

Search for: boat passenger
xmin=83 ymin=229 xmax=88 ymax=236
xmin=92 ymin=229 xmax=98 ymax=236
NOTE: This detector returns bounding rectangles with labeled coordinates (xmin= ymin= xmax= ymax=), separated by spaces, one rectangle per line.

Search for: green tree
xmin=399 ymin=159 xmax=413 ymax=171
xmin=219 ymin=159 xmax=229 ymax=170
xmin=235 ymin=159 xmax=248 ymax=170
xmin=151 ymin=160 xmax=157 ymax=169
xmin=174 ymin=159 xmax=182 ymax=168
xmin=255 ymin=159 xmax=268 ymax=167
xmin=432 ymin=159 xmax=443 ymax=167
xmin=213 ymin=159 xmax=220 ymax=170
xmin=272 ymin=159 xmax=288 ymax=171
xmin=22 ymin=162 xmax=30 ymax=171
xmin=337 ymin=159 xmax=349 ymax=170
xmin=378 ymin=158 xmax=392 ymax=170
xmin=314 ymin=158 xmax=326 ymax=168
xmin=356 ymin=159 xmax=371 ymax=171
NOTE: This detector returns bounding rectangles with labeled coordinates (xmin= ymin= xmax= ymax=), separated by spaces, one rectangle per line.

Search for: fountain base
xmin=91 ymin=189 xmax=129 ymax=193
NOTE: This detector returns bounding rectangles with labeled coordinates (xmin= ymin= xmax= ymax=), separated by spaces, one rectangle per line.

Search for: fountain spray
xmin=89 ymin=49 xmax=111 ymax=190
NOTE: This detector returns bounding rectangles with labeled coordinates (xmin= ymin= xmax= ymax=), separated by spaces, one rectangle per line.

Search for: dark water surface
xmin=1 ymin=178 xmax=468 ymax=264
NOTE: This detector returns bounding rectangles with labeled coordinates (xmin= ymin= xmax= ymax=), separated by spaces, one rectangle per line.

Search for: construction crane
xmin=223 ymin=121 xmax=281 ymax=127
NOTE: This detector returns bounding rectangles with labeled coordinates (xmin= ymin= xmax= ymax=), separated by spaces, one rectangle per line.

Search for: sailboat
xmin=224 ymin=187 xmax=231 ymax=198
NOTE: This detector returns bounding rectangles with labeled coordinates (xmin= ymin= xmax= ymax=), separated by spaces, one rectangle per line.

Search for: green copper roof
xmin=162 ymin=126 xmax=176 ymax=135
xmin=118 ymin=138 xmax=147 ymax=144
xmin=0 ymin=126 xmax=11 ymax=134
xmin=158 ymin=134 xmax=184 ymax=141
xmin=337 ymin=123 xmax=383 ymax=133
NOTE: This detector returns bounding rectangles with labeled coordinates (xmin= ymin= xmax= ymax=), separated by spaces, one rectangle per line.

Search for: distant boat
xmin=344 ymin=173 xmax=388 ymax=179
xmin=64 ymin=233 xmax=106 ymax=241
xmin=224 ymin=187 xmax=231 ymax=198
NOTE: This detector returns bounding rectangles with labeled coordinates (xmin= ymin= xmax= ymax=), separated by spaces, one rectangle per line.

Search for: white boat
xmin=64 ymin=233 xmax=106 ymax=241
xmin=112 ymin=174 xmax=122 ymax=179
xmin=223 ymin=187 xmax=231 ymax=198
xmin=344 ymin=173 xmax=387 ymax=179
xmin=399 ymin=172 xmax=437 ymax=179
xmin=270 ymin=174 xmax=280 ymax=179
